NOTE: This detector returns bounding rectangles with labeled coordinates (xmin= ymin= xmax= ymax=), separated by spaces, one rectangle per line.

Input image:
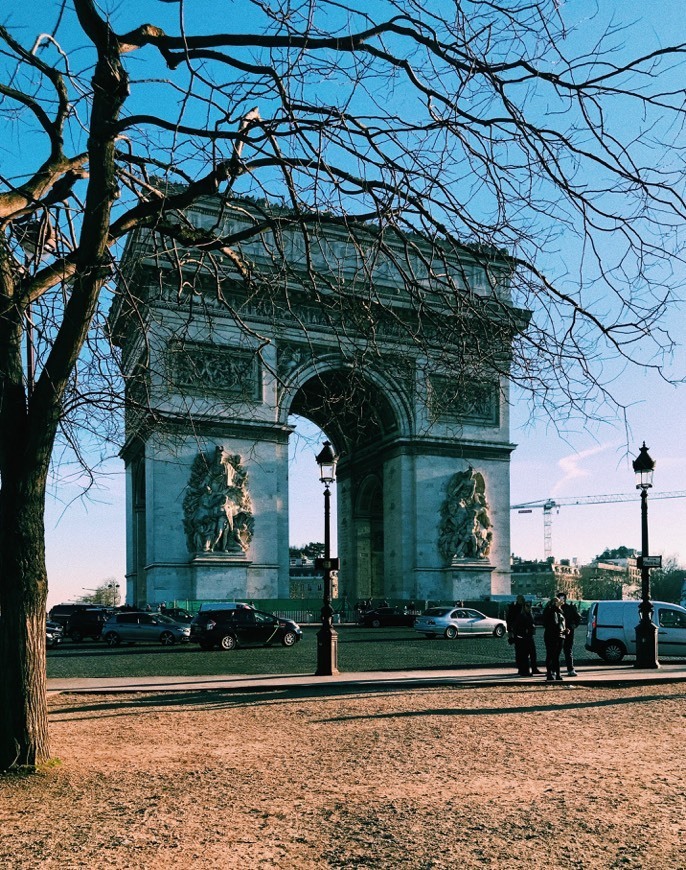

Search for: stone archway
xmin=113 ymin=198 xmax=523 ymax=607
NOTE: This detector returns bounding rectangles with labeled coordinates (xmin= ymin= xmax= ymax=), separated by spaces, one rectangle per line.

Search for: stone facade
xmin=111 ymin=198 xmax=527 ymax=607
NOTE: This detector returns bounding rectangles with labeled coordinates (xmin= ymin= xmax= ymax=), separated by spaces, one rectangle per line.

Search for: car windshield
xmin=423 ymin=608 xmax=451 ymax=617
xmin=156 ymin=615 xmax=178 ymax=625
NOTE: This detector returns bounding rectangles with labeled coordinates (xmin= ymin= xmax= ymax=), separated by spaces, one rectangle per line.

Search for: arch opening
xmin=288 ymin=368 xmax=400 ymax=454
xmin=287 ymin=368 xmax=401 ymax=604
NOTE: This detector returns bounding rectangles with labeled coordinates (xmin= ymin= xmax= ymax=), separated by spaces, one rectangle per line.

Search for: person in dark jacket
xmin=512 ymin=600 xmax=538 ymax=676
xmin=542 ymin=596 xmax=566 ymax=681
xmin=506 ymin=595 xmax=526 ymax=671
xmin=523 ymin=601 xmax=541 ymax=674
xmin=557 ymin=592 xmax=581 ymax=677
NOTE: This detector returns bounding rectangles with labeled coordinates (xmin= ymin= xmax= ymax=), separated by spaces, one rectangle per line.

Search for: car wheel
xmin=444 ymin=626 xmax=458 ymax=640
xmin=160 ymin=631 xmax=175 ymax=646
xmin=493 ymin=624 xmax=506 ymax=638
xmin=69 ymin=629 xmax=83 ymax=642
xmin=600 ymin=640 xmax=626 ymax=664
xmin=371 ymin=618 xmax=382 ymax=628
xmin=219 ymin=634 xmax=237 ymax=651
xmin=105 ymin=631 xmax=121 ymax=647
xmin=282 ymin=630 xmax=298 ymax=647
xmin=424 ymin=633 xmax=436 ymax=639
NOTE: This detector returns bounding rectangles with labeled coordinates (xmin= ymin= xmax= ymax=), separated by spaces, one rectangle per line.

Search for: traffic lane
xmin=338 ymin=626 xmax=598 ymax=669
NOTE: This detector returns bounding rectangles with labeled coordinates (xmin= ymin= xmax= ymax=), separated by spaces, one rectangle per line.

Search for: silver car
xmin=103 ymin=612 xmax=191 ymax=646
xmin=414 ymin=607 xmax=507 ymax=640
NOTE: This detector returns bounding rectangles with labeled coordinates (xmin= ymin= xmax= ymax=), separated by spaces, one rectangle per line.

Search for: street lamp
xmin=107 ymin=582 xmax=120 ymax=607
xmin=315 ymin=440 xmax=339 ymax=676
xmin=632 ymin=442 xmax=659 ymax=669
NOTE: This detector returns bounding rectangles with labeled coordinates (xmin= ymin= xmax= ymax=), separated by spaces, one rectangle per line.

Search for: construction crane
xmin=511 ymin=491 xmax=686 ymax=560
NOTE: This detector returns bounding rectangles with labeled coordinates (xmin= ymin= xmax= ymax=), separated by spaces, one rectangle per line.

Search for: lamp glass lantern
xmin=632 ymin=442 xmax=655 ymax=490
xmin=316 ymin=440 xmax=338 ymax=485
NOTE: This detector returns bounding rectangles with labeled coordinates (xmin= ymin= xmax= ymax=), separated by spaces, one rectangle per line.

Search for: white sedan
xmin=414 ymin=607 xmax=507 ymax=640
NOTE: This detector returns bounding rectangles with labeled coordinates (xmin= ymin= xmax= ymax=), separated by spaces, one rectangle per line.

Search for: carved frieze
xmin=428 ymin=375 xmax=499 ymax=426
xmin=168 ymin=340 xmax=261 ymax=401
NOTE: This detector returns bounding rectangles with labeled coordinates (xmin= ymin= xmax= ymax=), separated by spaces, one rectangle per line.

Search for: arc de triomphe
xmin=110 ymin=197 xmax=528 ymax=607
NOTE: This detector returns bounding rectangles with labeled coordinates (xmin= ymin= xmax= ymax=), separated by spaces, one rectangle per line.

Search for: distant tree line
xmin=289 ymin=543 xmax=325 ymax=560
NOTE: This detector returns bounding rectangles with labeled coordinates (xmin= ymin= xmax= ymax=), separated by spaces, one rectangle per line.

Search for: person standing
xmin=523 ymin=601 xmax=541 ymax=674
xmin=506 ymin=595 xmax=525 ymax=640
xmin=558 ymin=592 xmax=581 ymax=677
xmin=542 ymin=596 xmax=566 ymax=682
xmin=512 ymin=600 xmax=538 ymax=676
xmin=506 ymin=595 xmax=526 ymax=672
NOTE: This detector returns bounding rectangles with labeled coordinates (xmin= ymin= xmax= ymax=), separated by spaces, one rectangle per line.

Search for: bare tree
xmin=77 ymin=578 xmax=121 ymax=607
xmin=1 ymin=0 xmax=686 ymax=770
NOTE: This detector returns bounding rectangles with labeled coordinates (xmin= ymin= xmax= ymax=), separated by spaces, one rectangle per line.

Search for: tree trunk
xmin=0 ymin=477 xmax=50 ymax=771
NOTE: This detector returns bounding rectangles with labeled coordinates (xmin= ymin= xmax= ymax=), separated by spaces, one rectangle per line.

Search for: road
xmin=46 ymin=625 xmax=614 ymax=680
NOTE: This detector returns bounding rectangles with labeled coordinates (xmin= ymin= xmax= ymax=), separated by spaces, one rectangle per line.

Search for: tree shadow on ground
xmin=48 ymin=682 xmax=685 ymax=723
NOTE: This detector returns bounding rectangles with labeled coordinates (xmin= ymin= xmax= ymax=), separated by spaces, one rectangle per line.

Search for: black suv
xmin=48 ymin=604 xmax=110 ymax=642
xmin=360 ymin=606 xmax=416 ymax=628
xmin=190 ymin=608 xmax=302 ymax=651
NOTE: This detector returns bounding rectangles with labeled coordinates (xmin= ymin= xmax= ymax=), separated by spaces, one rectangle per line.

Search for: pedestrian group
xmin=506 ymin=592 xmax=581 ymax=681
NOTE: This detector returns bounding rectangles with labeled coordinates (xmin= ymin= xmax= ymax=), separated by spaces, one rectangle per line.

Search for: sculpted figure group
xmin=184 ymin=447 xmax=254 ymax=554
xmin=438 ymin=467 xmax=493 ymax=564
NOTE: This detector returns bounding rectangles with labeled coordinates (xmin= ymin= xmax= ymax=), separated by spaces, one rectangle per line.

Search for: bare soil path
xmin=1 ymin=682 xmax=685 ymax=869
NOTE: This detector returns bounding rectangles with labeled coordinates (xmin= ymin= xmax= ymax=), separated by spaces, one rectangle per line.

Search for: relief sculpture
xmin=438 ymin=467 xmax=493 ymax=563
xmin=183 ymin=447 xmax=254 ymax=554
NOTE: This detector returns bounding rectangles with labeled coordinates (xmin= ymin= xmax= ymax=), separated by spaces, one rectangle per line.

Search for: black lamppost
xmin=315 ymin=440 xmax=339 ymax=676
xmin=632 ymin=442 xmax=659 ymax=669
xmin=107 ymin=582 xmax=120 ymax=607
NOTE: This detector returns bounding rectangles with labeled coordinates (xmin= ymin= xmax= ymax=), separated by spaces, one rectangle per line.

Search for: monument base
xmin=449 ymin=559 xmax=494 ymax=601
xmin=191 ymin=552 xmax=252 ymax=601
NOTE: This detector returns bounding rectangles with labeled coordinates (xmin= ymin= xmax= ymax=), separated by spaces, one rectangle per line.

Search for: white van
xmin=585 ymin=599 xmax=686 ymax=663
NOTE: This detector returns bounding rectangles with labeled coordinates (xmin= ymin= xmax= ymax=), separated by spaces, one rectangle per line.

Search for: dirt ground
xmin=1 ymin=681 xmax=685 ymax=869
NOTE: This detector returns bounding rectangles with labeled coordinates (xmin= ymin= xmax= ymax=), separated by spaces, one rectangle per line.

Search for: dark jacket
xmin=542 ymin=604 xmax=566 ymax=638
xmin=506 ymin=603 xmax=523 ymax=635
xmin=562 ymin=602 xmax=581 ymax=633
xmin=513 ymin=608 xmax=535 ymax=639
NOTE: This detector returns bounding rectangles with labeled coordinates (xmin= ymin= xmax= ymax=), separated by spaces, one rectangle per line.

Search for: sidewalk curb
xmin=47 ymin=664 xmax=686 ymax=696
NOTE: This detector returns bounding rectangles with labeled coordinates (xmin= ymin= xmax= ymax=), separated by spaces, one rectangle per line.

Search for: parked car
xmin=360 ymin=606 xmax=416 ymax=628
xmin=162 ymin=607 xmax=194 ymax=624
xmin=414 ymin=607 xmax=507 ymax=639
xmin=48 ymin=604 xmax=110 ymax=642
xmin=46 ymin=619 xmax=63 ymax=648
xmin=191 ymin=608 xmax=302 ymax=651
xmin=102 ymin=611 xmax=191 ymax=646
xmin=585 ymin=599 xmax=686 ymax=663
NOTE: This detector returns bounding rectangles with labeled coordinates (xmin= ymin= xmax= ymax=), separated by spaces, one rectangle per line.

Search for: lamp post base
xmin=315 ymin=623 xmax=339 ymax=676
xmin=634 ymin=619 xmax=659 ymax=669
